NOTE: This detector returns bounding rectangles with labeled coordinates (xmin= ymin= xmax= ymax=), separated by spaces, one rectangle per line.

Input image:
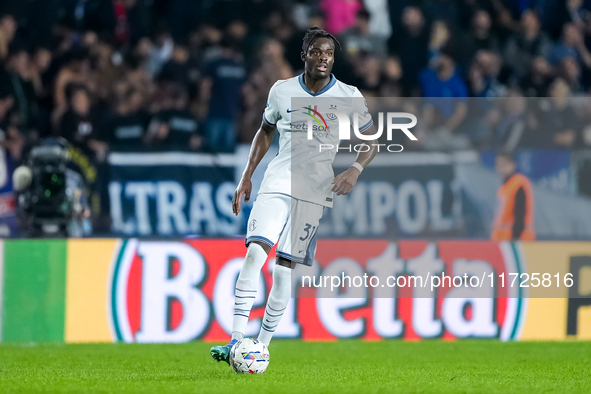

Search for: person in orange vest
xmin=491 ymin=151 xmax=536 ymax=241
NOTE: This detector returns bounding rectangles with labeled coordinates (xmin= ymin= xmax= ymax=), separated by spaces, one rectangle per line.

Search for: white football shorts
xmin=245 ymin=193 xmax=324 ymax=266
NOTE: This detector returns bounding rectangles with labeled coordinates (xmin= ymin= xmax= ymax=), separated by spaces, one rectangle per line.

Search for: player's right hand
xmin=232 ymin=178 xmax=252 ymax=215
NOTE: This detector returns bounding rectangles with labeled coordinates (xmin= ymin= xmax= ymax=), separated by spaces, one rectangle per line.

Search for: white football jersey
xmin=258 ymin=74 xmax=373 ymax=207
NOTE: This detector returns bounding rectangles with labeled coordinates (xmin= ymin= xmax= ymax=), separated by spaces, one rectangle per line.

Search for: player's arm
xmin=232 ymin=121 xmax=276 ymax=215
xmin=331 ymin=124 xmax=379 ymax=196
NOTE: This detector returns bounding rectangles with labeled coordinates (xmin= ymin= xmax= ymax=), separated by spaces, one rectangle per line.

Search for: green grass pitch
xmin=0 ymin=340 xmax=590 ymax=393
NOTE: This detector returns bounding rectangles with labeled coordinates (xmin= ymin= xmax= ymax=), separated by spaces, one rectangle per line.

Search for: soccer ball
xmin=230 ymin=338 xmax=270 ymax=374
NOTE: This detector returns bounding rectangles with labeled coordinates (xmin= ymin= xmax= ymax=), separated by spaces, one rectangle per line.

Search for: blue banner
xmin=318 ymin=153 xmax=474 ymax=238
xmin=0 ymin=148 xmax=17 ymax=237
xmin=481 ymin=150 xmax=571 ymax=194
xmin=108 ymin=152 xmax=241 ymax=237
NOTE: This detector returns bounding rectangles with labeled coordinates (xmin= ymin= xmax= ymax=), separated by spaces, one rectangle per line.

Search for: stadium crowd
xmin=1 ymin=0 xmax=591 ymax=165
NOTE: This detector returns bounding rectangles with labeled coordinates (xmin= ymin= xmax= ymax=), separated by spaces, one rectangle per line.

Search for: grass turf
xmin=0 ymin=341 xmax=590 ymax=393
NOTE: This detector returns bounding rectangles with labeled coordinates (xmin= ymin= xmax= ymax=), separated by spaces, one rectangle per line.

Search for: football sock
xmin=231 ymin=243 xmax=268 ymax=341
xmin=258 ymin=264 xmax=292 ymax=347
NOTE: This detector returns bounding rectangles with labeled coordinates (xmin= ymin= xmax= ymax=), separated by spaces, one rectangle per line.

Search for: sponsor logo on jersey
xmin=303 ymin=105 xmax=329 ymax=132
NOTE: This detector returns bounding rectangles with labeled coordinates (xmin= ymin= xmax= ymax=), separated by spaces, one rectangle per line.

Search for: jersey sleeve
xmin=263 ymin=82 xmax=281 ymax=126
xmin=350 ymin=88 xmax=373 ymax=133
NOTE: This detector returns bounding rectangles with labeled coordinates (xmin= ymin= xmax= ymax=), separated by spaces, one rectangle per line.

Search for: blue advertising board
xmin=481 ymin=150 xmax=571 ymax=194
xmin=108 ymin=152 xmax=241 ymax=237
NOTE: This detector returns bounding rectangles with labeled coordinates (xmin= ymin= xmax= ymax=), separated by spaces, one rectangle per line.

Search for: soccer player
xmin=210 ymin=27 xmax=378 ymax=364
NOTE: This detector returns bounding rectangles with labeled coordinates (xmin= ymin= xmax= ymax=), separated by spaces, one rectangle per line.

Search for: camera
xmin=14 ymin=138 xmax=90 ymax=237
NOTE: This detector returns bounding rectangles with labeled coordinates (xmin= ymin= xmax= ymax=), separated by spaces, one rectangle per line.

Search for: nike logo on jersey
xmin=287 ymin=108 xmax=299 ymax=113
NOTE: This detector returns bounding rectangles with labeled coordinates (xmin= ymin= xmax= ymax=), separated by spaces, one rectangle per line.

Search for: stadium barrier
xmin=0 ymin=239 xmax=590 ymax=343
xmin=104 ymin=149 xmax=591 ymax=240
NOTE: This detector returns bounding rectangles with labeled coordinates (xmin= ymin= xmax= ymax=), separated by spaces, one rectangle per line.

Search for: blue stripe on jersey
xmin=276 ymin=250 xmax=305 ymax=263
xmin=245 ymin=235 xmax=275 ymax=248
xmin=359 ymin=119 xmax=374 ymax=132
xmin=298 ymin=73 xmax=337 ymax=97
xmin=302 ymin=228 xmax=319 ymax=267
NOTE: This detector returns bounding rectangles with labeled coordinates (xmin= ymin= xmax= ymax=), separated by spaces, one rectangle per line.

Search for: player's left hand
xmin=331 ymin=167 xmax=360 ymax=196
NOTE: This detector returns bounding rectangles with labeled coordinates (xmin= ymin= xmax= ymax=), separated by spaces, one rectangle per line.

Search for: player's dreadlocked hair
xmin=301 ymin=26 xmax=342 ymax=55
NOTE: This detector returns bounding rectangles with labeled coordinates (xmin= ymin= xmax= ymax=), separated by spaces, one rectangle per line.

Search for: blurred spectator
xmin=492 ymin=89 xmax=528 ymax=151
xmin=258 ymin=39 xmax=293 ymax=83
xmin=364 ymin=0 xmax=392 ymax=40
xmin=469 ymin=50 xmax=505 ymax=98
xmin=146 ymin=85 xmax=202 ymax=151
xmin=201 ymin=36 xmax=246 ymax=153
xmin=465 ymin=50 xmax=505 ymax=146
xmin=239 ymin=39 xmax=291 ymax=144
xmin=1 ymin=47 xmax=38 ymax=133
xmin=0 ymin=88 xmax=24 ymax=162
xmin=58 ymin=83 xmax=108 ymax=161
xmin=0 ymin=13 xmax=17 ymax=61
xmin=503 ymin=9 xmax=552 ymax=83
xmin=190 ymin=24 xmax=223 ymax=65
xmin=159 ymin=42 xmax=200 ymax=90
xmin=121 ymin=52 xmax=155 ymax=105
xmin=420 ymin=49 xmax=468 ymax=106
xmin=52 ymin=48 xmax=92 ymax=126
xmin=340 ymin=9 xmax=387 ymax=58
xmin=107 ymin=88 xmax=148 ymax=152
xmin=225 ymin=20 xmax=249 ymax=60
xmin=460 ymin=9 xmax=500 ymax=71
xmin=276 ymin=20 xmax=308 ymax=73
xmin=428 ymin=19 xmax=452 ymax=58
xmin=520 ymin=56 xmax=554 ymax=97
xmin=419 ymin=49 xmax=470 ymax=150
xmin=320 ymin=0 xmax=363 ymax=36
xmin=390 ymin=6 xmax=429 ymax=95
xmin=547 ymin=23 xmax=591 ymax=69
xmin=559 ymin=57 xmax=583 ymax=94
xmin=90 ymin=41 xmax=123 ymax=104
xmin=379 ymin=56 xmax=404 ymax=97
xmin=356 ymin=56 xmax=382 ymax=96
xmin=541 ymin=78 xmax=580 ymax=149
xmin=31 ymin=46 xmax=53 ymax=97
xmin=144 ymin=29 xmax=174 ymax=76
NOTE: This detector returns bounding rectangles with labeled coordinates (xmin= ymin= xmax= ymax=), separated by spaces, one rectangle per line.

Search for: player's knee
xmin=250 ymin=241 xmax=271 ymax=255
xmin=237 ymin=243 xmax=268 ymax=286
xmin=273 ymin=264 xmax=292 ymax=286
xmin=244 ymin=243 xmax=268 ymax=268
